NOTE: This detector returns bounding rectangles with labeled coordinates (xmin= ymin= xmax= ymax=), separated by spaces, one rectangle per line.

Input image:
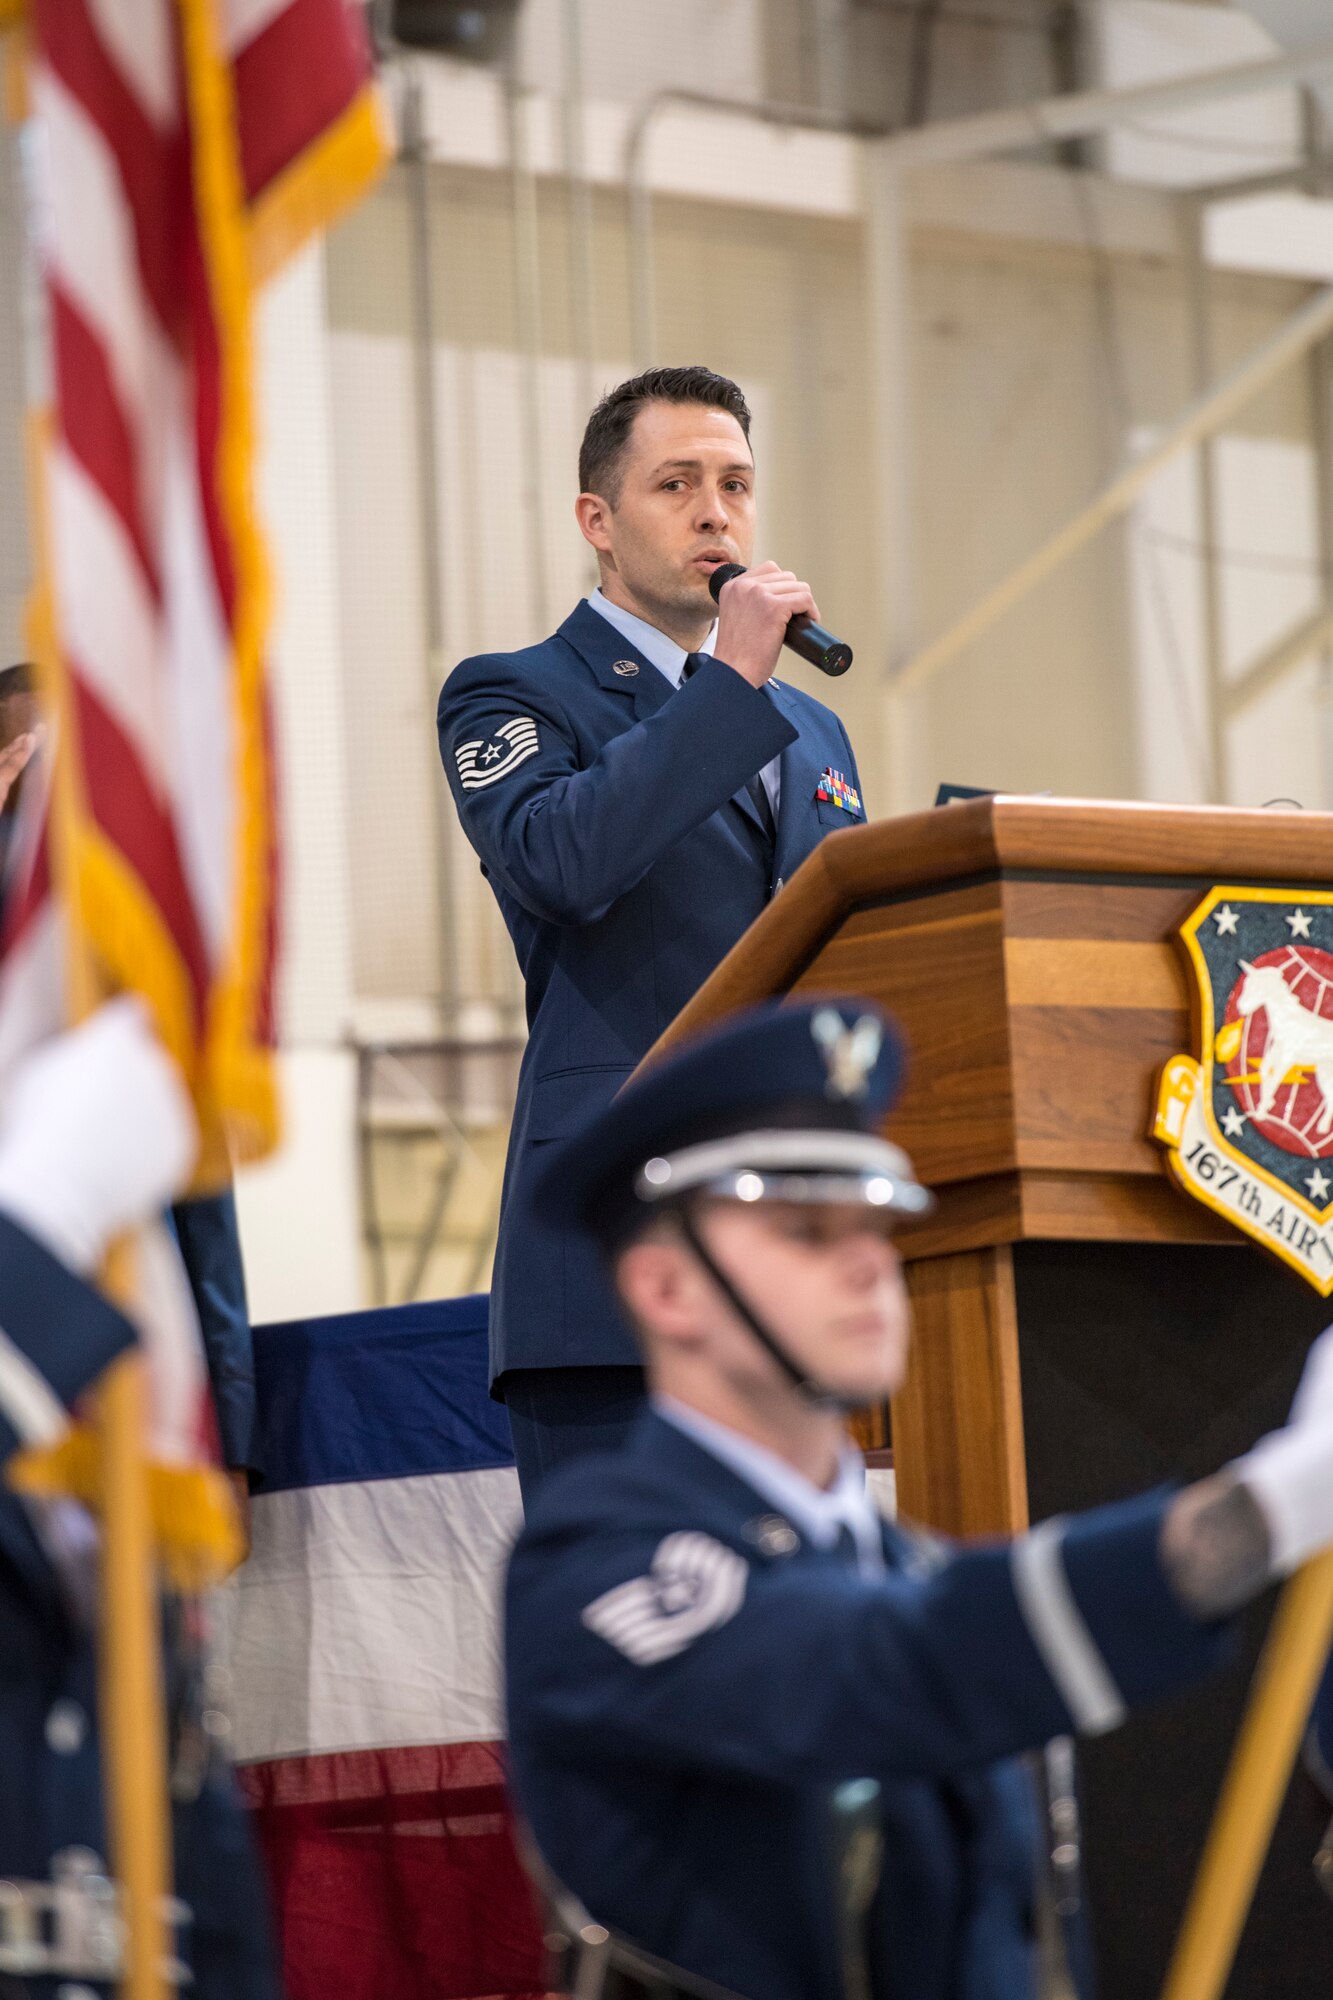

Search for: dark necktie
xmin=682 ymin=653 xmax=777 ymax=847
xmin=832 ymin=1521 xmax=861 ymax=1567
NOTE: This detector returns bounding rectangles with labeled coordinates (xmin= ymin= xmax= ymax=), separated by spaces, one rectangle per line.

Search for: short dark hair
xmin=0 ymin=664 xmax=33 ymax=703
xmin=578 ymin=366 xmax=752 ymax=504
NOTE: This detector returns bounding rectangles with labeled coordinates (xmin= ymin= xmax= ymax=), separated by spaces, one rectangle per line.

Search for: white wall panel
xmin=255 ymin=240 xmax=356 ymax=1047
xmin=234 ymin=1048 xmax=364 ymax=1320
xmin=1216 ymin=433 xmax=1327 ymax=808
xmin=1126 ymin=442 xmax=1211 ymax=804
xmin=1126 ymin=430 xmax=1330 ymax=808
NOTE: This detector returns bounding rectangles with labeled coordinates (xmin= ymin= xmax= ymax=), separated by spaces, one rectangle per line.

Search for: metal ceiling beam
xmin=877 ymin=38 xmax=1333 ymax=170
xmin=1222 ymin=602 xmax=1333 ymax=719
xmin=893 ymin=284 xmax=1333 ymax=693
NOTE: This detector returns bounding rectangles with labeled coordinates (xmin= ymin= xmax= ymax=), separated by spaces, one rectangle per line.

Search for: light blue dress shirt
xmin=586 ymin=588 xmax=782 ymax=819
xmin=654 ymin=1393 xmax=886 ymax=1578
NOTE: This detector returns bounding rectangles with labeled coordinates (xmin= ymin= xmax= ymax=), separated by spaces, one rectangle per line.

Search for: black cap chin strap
xmin=674 ymin=1206 xmax=864 ymax=1415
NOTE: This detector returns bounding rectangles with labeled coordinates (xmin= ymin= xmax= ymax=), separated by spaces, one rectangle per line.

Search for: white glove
xmin=1233 ymin=1322 xmax=1333 ymax=1576
xmin=0 ymin=999 xmax=197 ymax=1274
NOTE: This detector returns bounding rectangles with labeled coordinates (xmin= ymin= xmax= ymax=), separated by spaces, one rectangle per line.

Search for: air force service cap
xmin=532 ymin=997 xmax=933 ymax=1249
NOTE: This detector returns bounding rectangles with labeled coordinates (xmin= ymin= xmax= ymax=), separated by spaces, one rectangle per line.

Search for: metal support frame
xmin=560 ymin=0 xmax=597 ymax=421
xmin=811 ymin=0 xmax=850 ymax=124
xmin=503 ymin=64 xmax=551 ymax=637
xmin=893 ymin=286 xmax=1333 ymax=694
xmin=861 ymin=145 xmax=921 ymax=810
xmin=622 ymin=41 xmax=1333 ymax=810
xmin=1312 ymin=332 xmax=1333 ymax=807
xmin=868 ymin=36 xmax=1333 ymax=730
xmin=878 ymin=40 xmax=1333 ymax=172
xmin=1303 ymin=86 xmax=1333 ymax=813
xmin=399 ymin=64 xmax=461 ymax=1023
xmin=356 ymin=1036 xmax=520 ymax=1306
xmin=1182 ymin=199 xmax=1229 ymax=804
xmin=1222 ymin=601 xmax=1333 ymax=723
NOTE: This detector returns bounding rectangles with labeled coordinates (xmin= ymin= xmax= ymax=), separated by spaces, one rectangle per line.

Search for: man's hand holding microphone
xmin=710 ymin=560 xmax=853 ymax=686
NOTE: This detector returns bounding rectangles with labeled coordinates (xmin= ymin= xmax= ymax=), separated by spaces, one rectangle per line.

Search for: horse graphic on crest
xmin=1236 ymin=961 xmax=1333 ymax=1137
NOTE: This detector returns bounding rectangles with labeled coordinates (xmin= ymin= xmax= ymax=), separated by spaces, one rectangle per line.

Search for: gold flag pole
xmin=1160 ymin=1549 xmax=1333 ymax=2000
xmin=99 ymin=1346 xmax=172 ymax=2000
xmin=19 ymin=391 xmax=174 ymax=1997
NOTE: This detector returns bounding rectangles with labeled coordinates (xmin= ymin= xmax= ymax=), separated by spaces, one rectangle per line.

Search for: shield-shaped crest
xmin=1152 ymin=885 xmax=1333 ymax=1293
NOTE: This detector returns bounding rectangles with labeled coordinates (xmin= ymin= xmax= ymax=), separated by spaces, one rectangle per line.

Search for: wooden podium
xmin=654 ymin=795 xmax=1333 ymax=1998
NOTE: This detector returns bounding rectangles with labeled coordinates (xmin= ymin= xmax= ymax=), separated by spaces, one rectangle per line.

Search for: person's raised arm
xmin=1163 ymin=1321 xmax=1333 ymax=1620
xmin=511 ymin=1327 xmax=1333 ymax=1791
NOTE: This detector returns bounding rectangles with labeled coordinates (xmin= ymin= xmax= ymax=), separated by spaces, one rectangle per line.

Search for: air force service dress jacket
xmin=506 ymin=1409 xmax=1229 ymax=2000
xmin=0 ymin=1210 xmax=138 ymax=1895
xmin=438 ymin=601 xmax=865 ymax=1384
xmin=0 ymin=1212 xmax=278 ymax=1999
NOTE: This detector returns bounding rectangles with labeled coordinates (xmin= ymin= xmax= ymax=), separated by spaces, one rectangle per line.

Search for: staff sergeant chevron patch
xmin=581 ymin=1532 xmax=748 ymax=1666
xmin=456 ymin=717 xmax=540 ymax=791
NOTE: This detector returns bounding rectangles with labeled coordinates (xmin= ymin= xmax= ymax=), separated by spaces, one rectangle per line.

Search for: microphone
xmin=708 ymin=563 xmax=853 ymax=678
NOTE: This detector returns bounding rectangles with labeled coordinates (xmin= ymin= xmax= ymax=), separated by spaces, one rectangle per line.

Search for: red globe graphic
xmin=1223 ymin=944 xmax=1333 ymax=1160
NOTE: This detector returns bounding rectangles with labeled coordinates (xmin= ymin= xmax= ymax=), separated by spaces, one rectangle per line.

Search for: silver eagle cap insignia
xmin=811 ymin=1008 xmax=882 ymax=1100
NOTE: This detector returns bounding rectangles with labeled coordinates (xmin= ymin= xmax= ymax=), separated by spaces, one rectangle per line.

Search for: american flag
xmin=1 ymin=0 xmax=384 ymax=1175
xmin=0 ymin=0 xmax=384 ymax=1457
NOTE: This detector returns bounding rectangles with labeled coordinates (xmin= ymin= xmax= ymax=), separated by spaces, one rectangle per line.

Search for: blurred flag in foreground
xmin=0 ymin=0 xmax=384 ymax=1498
xmin=0 ymin=0 xmax=385 ymax=1188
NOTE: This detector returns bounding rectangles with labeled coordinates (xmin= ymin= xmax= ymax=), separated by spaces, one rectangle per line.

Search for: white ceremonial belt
xmin=0 ymin=1846 xmax=192 ymax=1984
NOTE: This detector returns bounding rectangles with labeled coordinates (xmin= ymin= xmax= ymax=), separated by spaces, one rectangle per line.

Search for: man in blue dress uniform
xmin=505 ymin=998 xmax=1333 ymax=2000
xmin=437 ymin=366 xmax=869 ymax=1495
xmin=0 ymin=1000 xmax=279 ymax=1999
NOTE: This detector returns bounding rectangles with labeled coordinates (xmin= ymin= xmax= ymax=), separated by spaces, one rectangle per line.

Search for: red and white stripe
xmin=1 ymin=0 xmax=235 ymax=1452
xmin=0 ymin=0 xmax=377 ymax=1454
xmin=3 ymin=0 xmax=376 ymax=1078
xmin=27 ymin=0 xmax=234 ymax=1036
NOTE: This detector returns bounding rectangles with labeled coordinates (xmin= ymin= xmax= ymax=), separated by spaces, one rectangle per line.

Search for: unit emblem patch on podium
xmin=1153 ymin=885 xmax=1333 ymax=1293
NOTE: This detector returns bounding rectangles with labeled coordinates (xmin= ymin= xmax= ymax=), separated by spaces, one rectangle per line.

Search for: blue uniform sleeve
xmin=437 ymin=652 xmax=797 ymax=926
xmin=169 ymin=1189 xmax=258 ymax=1477
xmin=0 ymin=1210 xmax=137 ymax=1465
xmin=506 ymin=1490 xmax=1227 ymax=1790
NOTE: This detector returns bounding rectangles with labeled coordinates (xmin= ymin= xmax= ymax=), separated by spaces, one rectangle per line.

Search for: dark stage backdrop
xmin=1016 ymin=1239 xmax=1333 ymax=2000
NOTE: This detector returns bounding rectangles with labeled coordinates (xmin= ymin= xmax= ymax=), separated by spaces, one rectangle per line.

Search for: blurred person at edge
xmin=0 ymin=1001 xmax=280 ymax=1999
xmin=0 ymin=664 xmax=45 ymax=869
xmin=0 ymin=666 xmax=261 ymax=1534
xmin=507 ymin=997 xmax=1333 ymax=2000
xmin=438 ymin=366 xmax=869 ymax=1499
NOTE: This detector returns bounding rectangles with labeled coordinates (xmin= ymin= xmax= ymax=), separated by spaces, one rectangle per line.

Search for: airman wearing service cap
xmin=505 ymin=995 xmax=1333 ymax=2000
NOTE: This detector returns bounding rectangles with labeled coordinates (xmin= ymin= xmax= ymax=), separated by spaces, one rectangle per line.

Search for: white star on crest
xmin=1308 ymin=1167 xmax=1332 ymax=1202
xmin=1214 ymin=905 xmax=1239 ymax=936
xmin=1287 ymin=908 xmax=1313 ymax=939
xmin=1222 ymin=1106 xmax=1246 ymax=1138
